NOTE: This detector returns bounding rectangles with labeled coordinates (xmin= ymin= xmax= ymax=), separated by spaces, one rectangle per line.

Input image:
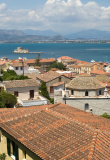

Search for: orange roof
xmin=76 ymin=60 xmax=89 ymax=65
xmin=71 ymin=64 xmax=81 ymax=68
xmin=91 ymin=70 xmax=107 ymax=75
xmin=99 ymin=81 xmax=110 ymax=87
xmin=0 ymin=60 xmax=6 ymax=65
xmin=63 ymin=72 xmax=76 ymax=78
xmin=0 ymin=103 xmax=110 ymax=159
xmin=52 ymin=81 xmax=65 ymax=87
xmin=57 ymin=56 xmax=74 ymax=60
xmin=40 ymin=58 xmax=56 ymax=63
xmin=26 ymin=59 xmax=35 ymax=63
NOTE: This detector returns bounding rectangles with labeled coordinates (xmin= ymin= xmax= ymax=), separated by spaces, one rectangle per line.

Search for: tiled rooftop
xmin=40 ymin=58 xmax=56 ymax=63
xmin=3 ymin=79 xmax=40 ymax=88
xmin=25 ymin=59 xmax=35 ymax=64
xmin=91 ymin=70 xmax=107 ymax=75
xmin=52 ymin=81 xmax=65 ymax=87
xmin=0 ymin=103 xmax=110 ymax=160
xmin=35 ymin=71 xmax=62 ymax=82
xmin=57 ymin=56 xmax=74 ymax=60
xmin=0 ymin=60 xmax=6 ymax=65
xmin=66 ymin=76 xmax=105 ymax=90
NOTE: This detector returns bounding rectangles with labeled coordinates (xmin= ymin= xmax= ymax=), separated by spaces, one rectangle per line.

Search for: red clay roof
xmin=91 ymin=70 xmax=107 ymax=75
xmin=36 ymin=71 xmax=63 ymax=82
xmin=0 ymin=103 xmax=110 ymax=160
xmin=57 ymin=56 xmax=74 ymax=60
xmin=76 ymin=61 xmax=89 ymax=65
xmin=26 ymin=59 xmax=35 ymax=63
xmin=63 ymin=72 xmax=76 ymax=78
xmin=71 ymin=64 xmax=81 ymax=68
xmin=0 ymin=61 xmax=6 ymax=65
xmin=52 ymin=81 xmax=65 ymax=87
xmin=40 ymin=58 xmax=56 ymax=63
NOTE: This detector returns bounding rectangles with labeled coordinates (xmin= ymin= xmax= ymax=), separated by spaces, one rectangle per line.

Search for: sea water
xmin=0 ymin=43 xmax=110 ymax=62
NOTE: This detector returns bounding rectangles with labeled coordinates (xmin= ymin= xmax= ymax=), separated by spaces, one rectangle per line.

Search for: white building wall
xmin=7 ymin=86 xmax=39 ymax=100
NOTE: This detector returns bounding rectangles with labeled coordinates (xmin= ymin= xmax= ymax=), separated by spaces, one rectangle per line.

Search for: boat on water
xmin=13 ymin=47 xmax=43 ymax=54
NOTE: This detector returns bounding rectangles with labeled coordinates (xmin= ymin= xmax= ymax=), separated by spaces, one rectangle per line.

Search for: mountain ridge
xmin=0 ymin=29 xmax=110 ymax=42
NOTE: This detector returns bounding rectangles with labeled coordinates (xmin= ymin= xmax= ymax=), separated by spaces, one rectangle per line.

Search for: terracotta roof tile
xmin=71 ymin=65 xmax=81 ymax=68
xmin=91 ymin=70 xmax=107 ymax=75
xmin=40 ymin=58 xmax=56 ymax=63
xmin=57 ymin=56 xmax=74 ymax=60
xmin=0 ymin=60 xmax=6 ymax=65
xmin=36 ymin=71 xmax=62 ymax=82
xmin=0 ymin=103 xmax=110 ymax=160
xmin=26 ymin=59 xmax=36 ymax=63
xmin=52 ymin=81 xmax=65 ymax=87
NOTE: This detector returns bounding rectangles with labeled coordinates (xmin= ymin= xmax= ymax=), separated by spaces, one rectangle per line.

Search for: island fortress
xmin=13 ymin=47 xmax=29 ymax=53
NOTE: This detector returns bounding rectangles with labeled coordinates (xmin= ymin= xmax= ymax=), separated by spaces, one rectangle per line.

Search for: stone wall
xmin=54 ymin=90 xmax=110 ymax=115
xmin=62 ymin=98 xmax=110 ymax=115
xmin=47 ymin=75 xmax=70 ymax=97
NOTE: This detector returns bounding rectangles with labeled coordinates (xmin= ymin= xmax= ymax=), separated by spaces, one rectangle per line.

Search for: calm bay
xmin=0 ymin=43 xmax=110 ymax=62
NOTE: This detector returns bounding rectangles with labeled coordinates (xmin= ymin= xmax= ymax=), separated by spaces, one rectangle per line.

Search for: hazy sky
xmin=0 ymin=0 xmax=110 ymax=34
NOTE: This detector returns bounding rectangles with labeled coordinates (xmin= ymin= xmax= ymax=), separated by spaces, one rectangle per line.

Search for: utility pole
xmin=22 ymin=58 xmax=24 ymax=76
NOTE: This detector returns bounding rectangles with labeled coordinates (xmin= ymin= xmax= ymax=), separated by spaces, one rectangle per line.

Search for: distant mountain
xmin=0 ymin=29 xmax=25 ymax=37
xmin=0 ymin=29 xmax=66 ymax=42
xmin=65 ymin=29 xmax=110 ymax=40
xmin=23 ymin=29 xmax=59 ymax=36
xmin=0 ymin=29 xmax=110 ymax=42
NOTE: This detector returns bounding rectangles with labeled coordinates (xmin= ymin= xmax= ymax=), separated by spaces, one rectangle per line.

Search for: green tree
xmin=0 ymin=91 xmax=17 ymax=108
xmin=0 ymin=69 xmax=29 ymax=81
xmin=101 ymin=113 xmax=110 ymax=119
xmin=0 ymin=153 xmax=6 ymax=160
xmin=39 ymin=81 xmax=54 ymax=104
xmin=34 ymin=53 xmax=41 ymax=67
xmin=49 ymin=61 xmax=64 ymax=70
xmin=39 ymin=81 xmax=50 ymax=100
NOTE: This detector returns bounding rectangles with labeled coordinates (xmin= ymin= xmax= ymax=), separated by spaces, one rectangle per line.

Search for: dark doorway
xmin=30 ymin=90 xmax=34 ymax=99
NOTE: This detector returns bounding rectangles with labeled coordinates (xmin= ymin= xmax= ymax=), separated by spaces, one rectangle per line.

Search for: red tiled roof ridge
xmin=47 ymin=103 xmax=61 ymax=110
xmin=88 ymin=130 xmax=98 ymax=160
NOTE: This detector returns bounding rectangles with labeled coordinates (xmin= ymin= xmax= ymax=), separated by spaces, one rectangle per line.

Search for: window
xmin=14 ymin=91 xmax=18 ymax=97
xmin=59 ymin=77 xmax=61 ymax=82
xmin=20 ymin=66 xmax=23 ymax=70
xmin=85 ymin=91 xmax=88 ymax=96
xmin=50 ymin=86 xmax=54 ymax=93
xmin=15 ymin=67 xmax=19 ymax=70
xmin=7 ymin=138 xmax=19 ymax=160
xmin=71 ymin=90 xmax=74 ymax=95
xmin=99 ymin=90 xmax=101 ymax=95
xmin=85 ymin=103 xmax=89 ymax=111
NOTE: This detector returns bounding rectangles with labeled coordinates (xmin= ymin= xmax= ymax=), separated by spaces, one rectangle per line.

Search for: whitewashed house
xmin=3 ymin=79 xmax=47 ymax=106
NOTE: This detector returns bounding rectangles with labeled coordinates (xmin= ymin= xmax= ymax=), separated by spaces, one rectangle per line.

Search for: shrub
xmin=0 ymin=90 xmax=17 ymax=108
xmin=101 ymin=113 xmax=110 ymax=119
xmin=0 ymin=153 xmax=6 ymax=160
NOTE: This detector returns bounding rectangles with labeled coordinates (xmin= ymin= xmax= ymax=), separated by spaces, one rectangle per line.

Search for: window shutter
xmin=15 ymin=144 xmax=19 ymax=160
xmin=7 ymin=138 xmax=10 ymax=156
